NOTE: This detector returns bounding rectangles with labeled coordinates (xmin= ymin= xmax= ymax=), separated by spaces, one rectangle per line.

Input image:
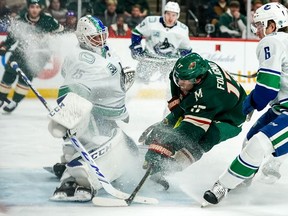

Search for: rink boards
xmin=0 ymin=35 xmax=259 ymax=98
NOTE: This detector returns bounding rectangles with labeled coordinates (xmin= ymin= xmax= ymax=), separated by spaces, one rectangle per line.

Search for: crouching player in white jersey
xmin=203 ymin=2 xmax=288 ymax=205
xmin=129 ymin=2 xmax=192 ymax=83
xmin=48 ymin=15 xmax=138 ymax=202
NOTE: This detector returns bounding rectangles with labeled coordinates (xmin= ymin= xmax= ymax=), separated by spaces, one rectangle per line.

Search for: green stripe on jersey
xmin=272 ymin=130 xmax=288 ymax=148
xmin=58 ymin=85 xmax=71 ymax=98
xmin=132 ymin=28 xmax=142 ymax=36
xmin=257 ymin=71 xmax=280 ymax=90
xmin=272 ymin=102 xmax=288 ymax=112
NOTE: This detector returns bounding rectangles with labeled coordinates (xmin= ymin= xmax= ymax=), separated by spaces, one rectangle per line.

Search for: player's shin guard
xmin=221 ymin=132 xmax=274 ymax=190
xmin=204 ymin=132 xmax=274 ymax=205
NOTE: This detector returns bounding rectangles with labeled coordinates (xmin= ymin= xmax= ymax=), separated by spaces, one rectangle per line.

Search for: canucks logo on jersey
xmin=153 ymin=38 xmax=177 ymax=57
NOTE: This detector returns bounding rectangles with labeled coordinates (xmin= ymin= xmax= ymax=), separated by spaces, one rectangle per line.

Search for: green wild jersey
xmin=167 ymin=61 xmax=247 ymax=144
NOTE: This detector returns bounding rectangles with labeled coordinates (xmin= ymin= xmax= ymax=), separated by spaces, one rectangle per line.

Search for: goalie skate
xmin=50 ymin=181 xmax=94 ymax=202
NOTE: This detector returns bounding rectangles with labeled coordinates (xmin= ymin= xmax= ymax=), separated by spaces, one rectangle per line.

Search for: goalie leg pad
xmin=66 ymin=161 xmax=101 ymax=190
xmin=62 ymin=143 xmax=77 ymax=162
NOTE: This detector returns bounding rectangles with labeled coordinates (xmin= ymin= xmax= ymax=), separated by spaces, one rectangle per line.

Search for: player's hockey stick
xmin=92 ymin=165 xmax=153 ymax=206
xmin=10 ymin=61 xmax=158 ymax=205
xmin=229 ymin=71 xmax=258 ymax=78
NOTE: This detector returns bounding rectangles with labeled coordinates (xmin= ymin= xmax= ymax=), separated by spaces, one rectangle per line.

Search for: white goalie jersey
xmin=60 ymin=45 xmax=128 ymax=121
xmin=134 ymin=16 xmax=191 ymax=58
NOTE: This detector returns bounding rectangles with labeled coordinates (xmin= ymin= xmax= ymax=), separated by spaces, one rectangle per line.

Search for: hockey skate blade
xmin=92 ymin=197 xmax=129 ymax=207
xmin=201 ymin=201 xmax=210 ymax=208
xmin=43 ymin=166 xmax=54 ymax=174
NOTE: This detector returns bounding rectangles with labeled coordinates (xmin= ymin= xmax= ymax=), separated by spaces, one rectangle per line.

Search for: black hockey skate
xmin=50 ymin=181 xmax=95 ymax=202
xmin=203 ymin=181 xmax=230 ymax=205
xmin=3 ymin=100 xmax=18 ymax=112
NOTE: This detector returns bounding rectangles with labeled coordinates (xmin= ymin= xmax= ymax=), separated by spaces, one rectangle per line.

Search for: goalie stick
xmin=92 ymin=165 xmax=153 ymax=206
xmin=10 ymin=61 xmax=158 ymax=205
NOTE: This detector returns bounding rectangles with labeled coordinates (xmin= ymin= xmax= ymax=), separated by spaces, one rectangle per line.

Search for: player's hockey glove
xmin=167 ymin=96 xmax=180 ymax=111
xmin=242 ymin=90 xmax=256 ymax=115
xmin=0 ymin=43 xmax=7 ymax=56
xmin=143 ymin=143 xmax=175 ymax=174
xmin=129 ymin=43 xmax=144 ymax=60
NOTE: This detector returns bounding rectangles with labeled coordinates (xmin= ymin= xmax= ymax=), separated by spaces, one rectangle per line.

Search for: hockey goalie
xmin=47 ymin=15 xmax=137 ymax=202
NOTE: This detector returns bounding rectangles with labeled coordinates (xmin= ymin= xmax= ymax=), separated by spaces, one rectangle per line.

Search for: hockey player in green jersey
xmin=141 ymin=52 xmax=247 ymax=182
xmin=0 ymin=0 xmax=63 ymax=112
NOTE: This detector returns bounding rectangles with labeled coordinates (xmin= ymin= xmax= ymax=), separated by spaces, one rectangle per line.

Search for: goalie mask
xmin=252 ymin=2 xmax=288 ymax=34
xmin=76 ymin=15 xmax=108 ymax=54
xmin=172 ymin=53 xmax=210 ymax=86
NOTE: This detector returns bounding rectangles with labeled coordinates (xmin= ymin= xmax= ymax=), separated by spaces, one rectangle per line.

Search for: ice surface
xmin=1 ymin=82 xmax=288 ymax=216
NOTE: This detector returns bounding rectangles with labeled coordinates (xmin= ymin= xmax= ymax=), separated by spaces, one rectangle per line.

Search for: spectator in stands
xmin=109 ymin=15 xmax=131 ymax=37
xmin=125 ymin=4 xmax=143 ymax=29
xmin=101 ymin=0 xmax=118 ymax=27
xmin=93 ymin=0 xmax=107 ymax=17
xmin=66 ymin=0 xmax=93 ymax=16
xmin=218 ymin=0 xmax=247 ymax=38
xmin=46 ymin=0 xmax=68 ymax=26
xmin=119 ymin=0 xmax=150 ymax=18
xmin=210 ymin=0 xmax=228 ymax=26
xmin=0 ymin=0 xmax=11 ymax=32
xmin=64 ymin=10 xmax=77 ymax=32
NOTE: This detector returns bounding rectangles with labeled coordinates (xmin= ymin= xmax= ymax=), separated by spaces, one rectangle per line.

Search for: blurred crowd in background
xmin=1 ymin=0 xmax=288 ymax=38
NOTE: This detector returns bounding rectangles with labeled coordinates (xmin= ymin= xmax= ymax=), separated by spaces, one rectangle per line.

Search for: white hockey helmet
xmin=164 ymin=1 xmax=180 ymax=19
xmin=253 ymin=2 xmax=288 ymax=31
xmin=75 ymin=15 xmax=108 ymax=53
